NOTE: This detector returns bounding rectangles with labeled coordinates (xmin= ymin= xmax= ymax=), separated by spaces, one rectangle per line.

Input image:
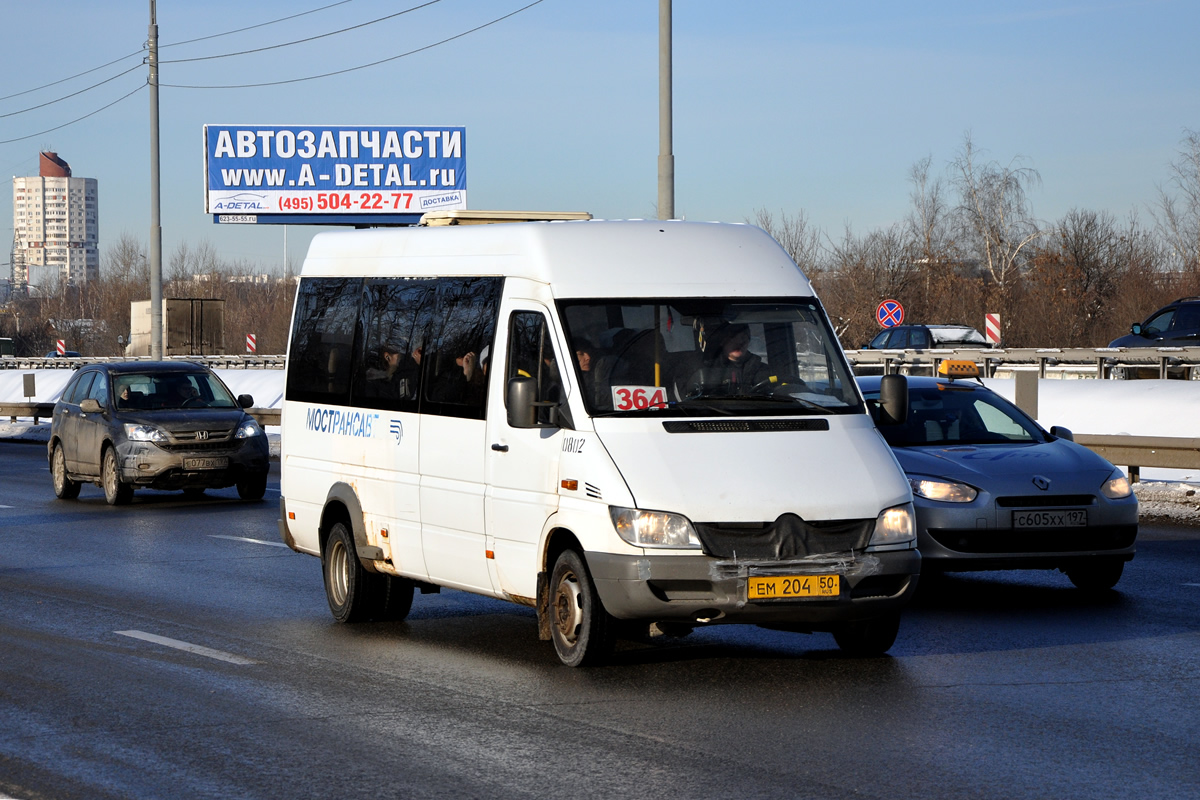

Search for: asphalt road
xmin=1 ymin=441 xmax=1197 ymax=800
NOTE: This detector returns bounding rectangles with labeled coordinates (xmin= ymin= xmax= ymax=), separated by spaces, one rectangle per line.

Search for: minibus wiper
xmin=684 ymin=392 xmax=830 ymax=413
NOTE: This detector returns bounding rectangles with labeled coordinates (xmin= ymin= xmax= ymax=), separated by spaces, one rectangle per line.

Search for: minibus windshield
xmin=558 ymin=298 xmax=863 ymax=417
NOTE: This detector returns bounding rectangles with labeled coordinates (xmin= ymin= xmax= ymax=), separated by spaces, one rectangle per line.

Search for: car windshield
xmin=558 ymin=297 xmax=863 ymax=417
xmin=867 ymin=384 xmax=1045 ymax=447
xmin=112 ymin=372 xmax=238 ymax=411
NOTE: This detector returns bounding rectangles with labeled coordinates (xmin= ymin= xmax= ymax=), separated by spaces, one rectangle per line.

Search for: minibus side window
xmin=353 ymin=278 xmax=435 ymax=413
xmin=505 ymin=311 xmax=563 ymax=424
xmin=421 ymin=277 xmax=503 ymax=420
xmin=286 ymin=277 xmax=363 ymax=406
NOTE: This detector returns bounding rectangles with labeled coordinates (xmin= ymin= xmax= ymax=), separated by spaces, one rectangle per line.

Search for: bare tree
xmin=1155 ymin=128 xmax=1200 ymax=272
xmin=950 ymin=133 xmax=1043 ymax=333
xmin=822 ymin=224 xmax=918 ymax=346
xmin=750 ymin=207 xmax=826 ymax=278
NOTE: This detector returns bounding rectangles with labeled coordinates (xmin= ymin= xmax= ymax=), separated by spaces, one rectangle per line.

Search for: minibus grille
xmin=662 ymin=419 xmax=830 ymax=434
xmin=694 ymin=514 xmax=873 ymax=560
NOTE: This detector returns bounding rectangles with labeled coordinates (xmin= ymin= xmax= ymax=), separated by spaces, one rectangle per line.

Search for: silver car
xmin=857 ymin=370 xmax=1138 ymax=590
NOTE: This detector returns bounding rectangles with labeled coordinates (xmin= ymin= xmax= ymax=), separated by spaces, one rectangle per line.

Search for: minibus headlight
xmin=1101 ymin=470 xmax=1132 ymax=499
xmin=235 ymin=418 xmax=263 ymax=438
xmin=909 ymin=475 xmax=977 ymax=503
xmin=124 ymin=423 xmax=167 ymax=443
xmin=868 ymin=503 xmax=916 ymax=550
xmin=609 ymin=507 xmax=702 ymax=549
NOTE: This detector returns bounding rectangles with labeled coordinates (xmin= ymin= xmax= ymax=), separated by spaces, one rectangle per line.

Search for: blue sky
xmin=2 ymin=0 xmax=1197 ymax=271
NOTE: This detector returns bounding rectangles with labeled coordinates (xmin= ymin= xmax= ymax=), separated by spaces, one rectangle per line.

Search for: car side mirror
xmin=1131 ymin=323 xmax=1142 ymax=336
xmin=1050 ymin=425 xmax=1074 ymax=442
xmin=877 ymin=374 xmax=909 ymax=426
xmin=80 ymin=398 xmax=103 ymax=413
xmin=237 ymin=394 xmax=254 ymax=408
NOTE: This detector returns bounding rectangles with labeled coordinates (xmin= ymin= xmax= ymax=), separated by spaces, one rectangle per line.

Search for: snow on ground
xmin=3 ymin=369 xmax=1199 ymax=522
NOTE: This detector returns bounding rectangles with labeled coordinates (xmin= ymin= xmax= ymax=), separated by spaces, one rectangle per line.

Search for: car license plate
xmin=183 ymin=457 xmax=229 ymax=470
xmin=1013 ymin=509 xmax=1087 ymax=528
xmin=747 ymin=574 xmax=840 ymax=600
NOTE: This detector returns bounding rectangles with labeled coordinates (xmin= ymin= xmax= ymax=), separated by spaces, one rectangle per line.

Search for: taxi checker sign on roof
xmin=203 ymin=124 xmax=467 ymax=222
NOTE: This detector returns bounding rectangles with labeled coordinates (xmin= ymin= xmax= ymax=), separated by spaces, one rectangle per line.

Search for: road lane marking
xmin=209 ymin=535 xmax=289 ymax=548
xmin=1185 ymin=583 xmax=1200 ymax=588
xmin=115 ymin=630 xmax=258 ymax=665
xmin=0 ymin=504 xmax=13 ymax=508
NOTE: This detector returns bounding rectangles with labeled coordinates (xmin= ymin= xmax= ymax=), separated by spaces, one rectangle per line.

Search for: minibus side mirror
xmin=877 ymin=374 xmax=909 ymax=426
xmin=507 ymin=377 xmax=538 ymax=428
xmin=506 ymin=376 xmax=575 ymax=430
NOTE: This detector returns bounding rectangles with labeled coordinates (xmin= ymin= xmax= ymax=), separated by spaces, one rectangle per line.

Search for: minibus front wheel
xmin=831 ymin=612 xmax=901 ymax=657
xmin=549 ymin=549 xmax=615 ymax=667
xmin=323 ymin=522 xmax=414 ymax=623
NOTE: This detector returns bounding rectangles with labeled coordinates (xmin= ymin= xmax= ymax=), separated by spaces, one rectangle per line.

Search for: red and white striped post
xmin=56 ymin=339 xmax=66 ymax=355
xmin=245 ymin=333 xmax=257 ymax=354
xmin=985 ymin=313 xmax=1001 ymax=346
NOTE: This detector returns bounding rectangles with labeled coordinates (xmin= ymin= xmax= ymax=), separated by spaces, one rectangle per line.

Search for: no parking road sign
xmin=876 ymin=299 xmax=904 ymax=328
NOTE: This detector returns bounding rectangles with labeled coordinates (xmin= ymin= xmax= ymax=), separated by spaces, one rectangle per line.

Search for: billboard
xmin=203 ymin=124 xmax=467 ymax=222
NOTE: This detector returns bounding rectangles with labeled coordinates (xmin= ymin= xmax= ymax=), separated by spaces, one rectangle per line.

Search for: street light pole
xmin=148 ymin=0 xmax=163 ymax=359
xmin=658 ymin=0 xmax=674 ymax=220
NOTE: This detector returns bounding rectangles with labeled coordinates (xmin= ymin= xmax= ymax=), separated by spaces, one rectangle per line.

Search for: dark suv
xmin=863 ymin=324 xmax=988 ymax=350
xmin=1108 ymin=298 xmax=1200 ymax=379
xmin=48 ymin=361 xmax=270 ymax=505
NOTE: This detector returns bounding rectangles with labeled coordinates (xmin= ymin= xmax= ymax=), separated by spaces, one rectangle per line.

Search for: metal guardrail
xmin=0 ymin=402 xmax=280 ymax=427
xmin=846 ymin=346 xmax=1200 ymax=379
xmin=1072 ymin=434 xmax=1200 ymax=482
xmin=0 ymin=355 xmax=286 ymax=370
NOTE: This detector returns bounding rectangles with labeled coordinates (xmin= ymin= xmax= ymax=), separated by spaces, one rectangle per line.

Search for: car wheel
xmin=832 ymin=613 xmax=901 ymax=657
xmin=1107 ymin=366 xmax=1128 ymax=380
xmin=102 ymin=447 xmax=133 ymax=506
xmin=51 ymin=443 xmax=81 ymax=500
xmin=548 ymin=548 xmax=614 ymax=667
xmin=321 ymin=522 xmax=413 ymax=623
xmin=236 ymin=472 xmax=268 ymax=501
xmin=1190 ymin=366 xmax=1200 ymax=381
xmin=1065 ymin=559 xmax=1125 ymax=592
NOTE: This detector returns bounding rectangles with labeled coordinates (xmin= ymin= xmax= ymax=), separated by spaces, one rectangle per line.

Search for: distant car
xmin=1107 ymin=297 xmax=1200 ymax=379
xmin=857 ymin=363 xmax=1138 ymax=590
xmin=48 ymin=361 xmax=270 ymax=505
xmin=45 ymin=350 xmax=82 ymax=358
xmin=863 ymin=324 xmax=989 ymax=350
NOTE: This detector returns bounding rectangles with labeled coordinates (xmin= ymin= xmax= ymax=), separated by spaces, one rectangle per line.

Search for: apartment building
xmin=11 ymin=151 xmax=99 ymax=292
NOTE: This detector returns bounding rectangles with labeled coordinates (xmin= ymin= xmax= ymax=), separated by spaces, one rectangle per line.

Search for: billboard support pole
xmin=148 ymin=0 xmax=163 ymax=360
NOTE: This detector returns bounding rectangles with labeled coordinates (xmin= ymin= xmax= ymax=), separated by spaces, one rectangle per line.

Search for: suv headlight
xmin=609 ymin=507 xmax=701 ymax=549
xmin=235 ymin=418 xmax=263 ymax=438
xmin=1101 ymin=469 xmax=1132 ymax=499
xmin=868 ymin=503 xmax=916 ymax=550
xmin=909 ymin=475 xmax=978 ymax=503
xmin=124 ymin=423 xmax=167 ymax=443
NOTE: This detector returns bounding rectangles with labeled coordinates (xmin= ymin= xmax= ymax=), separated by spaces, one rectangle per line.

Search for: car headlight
xmin=124 ymin=423 xmax=167 ymax=443
xmin=909 ymin=475 xmax=978 ymax=503
xmin=868 ymin=503 xmax=916 ymax=550
xmin=235 ymin=419 xmax=263 ymax=438
xmin=609 ymin=506 xmax=701 ymax=549
xmin=1101 ymin=469 xmax=1132 ymax=499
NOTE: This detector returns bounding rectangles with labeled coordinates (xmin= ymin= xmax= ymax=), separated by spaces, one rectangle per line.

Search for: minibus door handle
xmin=491 ymin=443 xmax=509 ymax=452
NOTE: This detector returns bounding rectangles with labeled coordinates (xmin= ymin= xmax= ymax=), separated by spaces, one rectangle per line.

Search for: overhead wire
xmin=160 ymin=0 xmax=442 ymax=64
xmin=161 ymin=0 xmax=545 ymax=89
xmin=0 ymin=62 xmax=145 ymax=119
xmin=161 ymin=0 xmax=358 ymax=49
xmin=0 ymin=83 xmax=146 ymax=145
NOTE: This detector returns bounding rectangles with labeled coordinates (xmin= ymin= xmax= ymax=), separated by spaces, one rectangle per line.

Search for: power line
xmin=0 ymin=83 xmax=146 ymax=146
xmin=161 ymin=1 xmax=440 ymax=64
xmin=0 ymin=63 xmax=145 ymax=119
xmin=162 ymin=0 xmax=358 ymax=49
xmin=161 ymin=0 xmax=545 ymax=89
xmin=0 ymin=50 xmax=144 ymax=104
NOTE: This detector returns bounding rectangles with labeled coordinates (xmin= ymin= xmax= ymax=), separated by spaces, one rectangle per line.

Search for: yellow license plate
xmin=747 ymin=574 xmax=840 ymax=600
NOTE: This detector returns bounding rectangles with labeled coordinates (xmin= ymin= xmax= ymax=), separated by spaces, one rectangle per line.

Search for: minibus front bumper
xmin=586 ymin=548 xmax=920 ymax=628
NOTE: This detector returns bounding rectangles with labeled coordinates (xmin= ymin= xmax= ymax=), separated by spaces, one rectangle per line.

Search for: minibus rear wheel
xmin=322 ymin=522 xmax=414 ymax=623
xmin=831 ymin=612 xmax=900 ymax=657
xmin=549 ymin=549 xmax=614 ymax=667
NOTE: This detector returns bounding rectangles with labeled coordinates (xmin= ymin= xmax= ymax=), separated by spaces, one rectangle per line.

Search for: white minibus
xmin=278 ymin=217 xmax=919 ymax=666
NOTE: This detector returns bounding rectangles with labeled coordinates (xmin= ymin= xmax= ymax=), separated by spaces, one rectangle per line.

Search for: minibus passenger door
xmin=486 ymin=307 xmax=566 ymax=603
